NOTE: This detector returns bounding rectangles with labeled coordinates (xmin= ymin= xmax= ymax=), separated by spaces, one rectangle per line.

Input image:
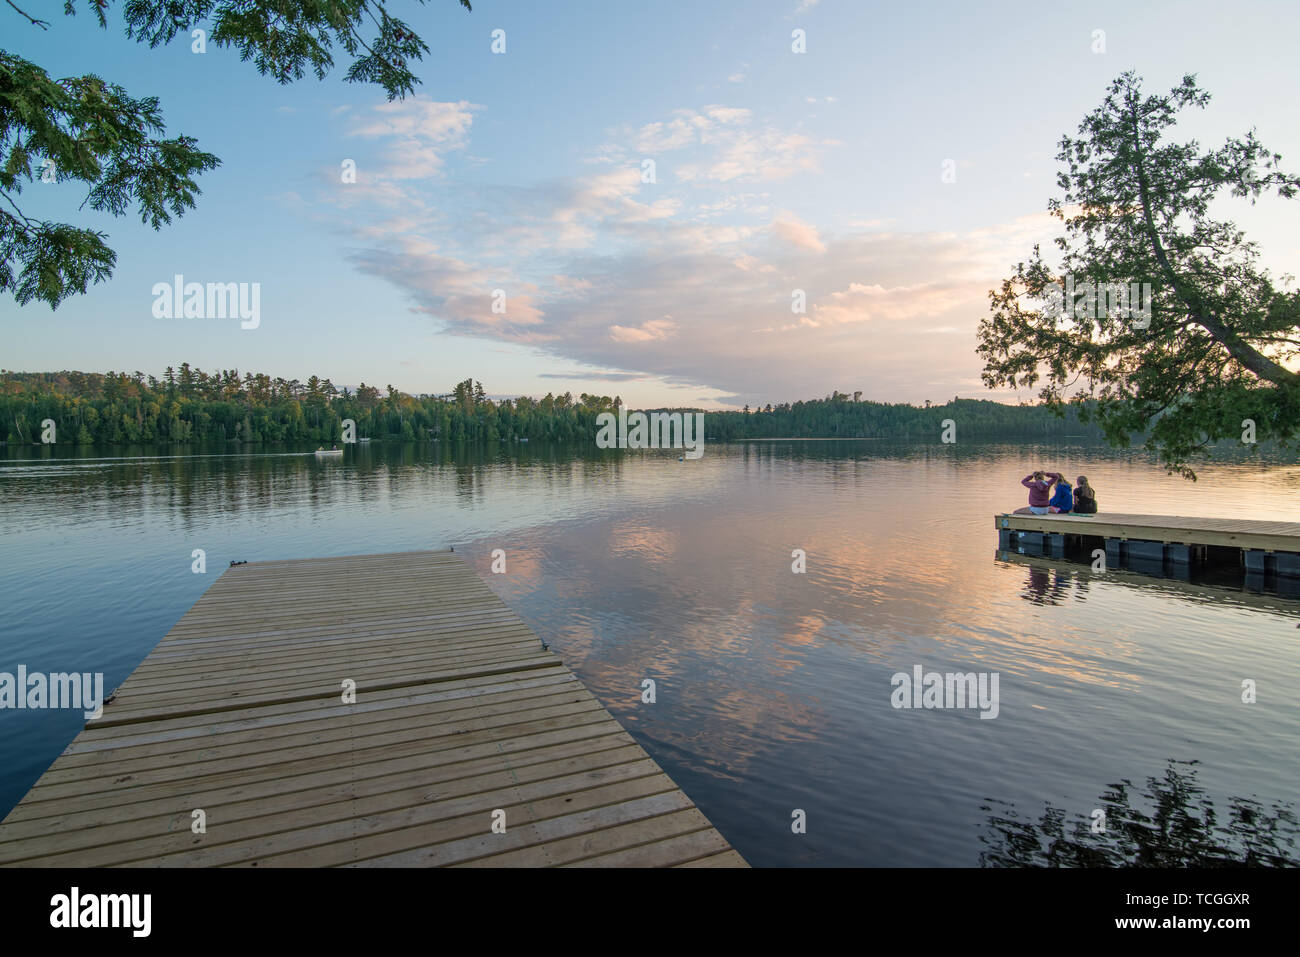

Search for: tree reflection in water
xmin=979 ymin=760 xmax=1299 ymax=867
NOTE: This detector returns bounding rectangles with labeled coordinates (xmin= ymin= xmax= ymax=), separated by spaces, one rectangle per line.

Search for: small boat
xmin=358 ymin=437 xmax=371 ymax=444
xmin=314 ymin=448 xmax=343 ymax=457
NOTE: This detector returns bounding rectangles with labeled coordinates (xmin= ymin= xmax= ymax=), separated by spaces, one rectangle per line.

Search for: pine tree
xmin=979 ymin=72 xmax=1300 ymax=476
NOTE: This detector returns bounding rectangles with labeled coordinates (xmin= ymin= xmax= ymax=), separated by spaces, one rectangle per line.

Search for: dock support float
xmin=1245 ymin=550 xmax=1270 ymax=574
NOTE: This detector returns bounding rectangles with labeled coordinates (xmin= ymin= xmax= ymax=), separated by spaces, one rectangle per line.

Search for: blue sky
xmin=4 ymin=0 xmax=1298 ymax=407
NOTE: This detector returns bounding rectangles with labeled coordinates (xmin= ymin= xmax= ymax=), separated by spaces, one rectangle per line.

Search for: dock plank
xmin=0 ymin=550 xmax=745 ymax=868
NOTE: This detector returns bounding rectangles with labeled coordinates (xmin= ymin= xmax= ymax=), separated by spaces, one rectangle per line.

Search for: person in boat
xmin=1073 ymin=476 xmax=1098 ymax=515
xmin=1048 ymin=477 xmax=1073 ymax=514
xmin=331 ymin=444 xmax=338 ymax=450
xmin=1014 ymin=470 xmax=1063 ymax=514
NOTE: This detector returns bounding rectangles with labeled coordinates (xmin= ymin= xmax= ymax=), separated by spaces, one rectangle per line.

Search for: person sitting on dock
xmin=1048 ymin=477 xmax=1073 ymax=514
xmin=1073 ymin=476 xmax=1097 ymax=515
xmin=1014 ymin=470 xmax=1063 ymax=514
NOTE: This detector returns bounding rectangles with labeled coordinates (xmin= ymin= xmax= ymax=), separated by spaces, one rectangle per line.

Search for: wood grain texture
xmin=0 ymin=550 xmax=745 ymax=868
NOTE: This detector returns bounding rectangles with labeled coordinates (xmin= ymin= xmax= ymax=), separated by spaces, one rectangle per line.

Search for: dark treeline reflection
xmin=979 ymin=759 xmax=1300 ymax=867
xmin=0 ymin=441 xmax=634 ymax=523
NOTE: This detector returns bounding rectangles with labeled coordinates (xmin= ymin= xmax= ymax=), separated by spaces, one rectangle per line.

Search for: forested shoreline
xmin=0 ymin=366 xmax=1105 ymax=445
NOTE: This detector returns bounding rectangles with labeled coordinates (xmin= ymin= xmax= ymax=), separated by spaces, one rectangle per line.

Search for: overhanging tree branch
xmin=978 ymin=72 xmax=1300 ymax=476
xmin=1129 ymin=103 xmax=1299 ymax=387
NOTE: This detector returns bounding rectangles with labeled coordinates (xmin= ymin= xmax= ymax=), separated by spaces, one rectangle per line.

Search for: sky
xmin=3 ymin=0 xmax=1299 ymax=409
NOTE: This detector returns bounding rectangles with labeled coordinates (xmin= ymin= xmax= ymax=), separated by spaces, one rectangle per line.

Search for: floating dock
xmin=996 ymin=512 xmax=1300 ymax=576
xmin=0 ymin=550 xmax=745 ymax=867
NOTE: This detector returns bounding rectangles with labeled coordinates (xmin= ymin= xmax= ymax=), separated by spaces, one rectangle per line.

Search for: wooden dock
xmin=0 ymin=550 xmax=746 ymax=867
xmin=996 ymin=512 xmax=1300 ymax=575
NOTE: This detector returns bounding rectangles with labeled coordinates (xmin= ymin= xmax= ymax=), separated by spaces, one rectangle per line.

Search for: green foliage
xmin=978 ymin=72 xmax=1300 ymax=477
xmin=0 ymin=50 xmax=220 ymax=306
xmin=101 ymin=0 xmax=473 ymax=100
xmin=0 ymin=368 xmax=1105 ymax=447
xmin=2 ymin=1 xmax=471 ymax=308
xmin=706 ymin=391 xmax=1103 ymax=441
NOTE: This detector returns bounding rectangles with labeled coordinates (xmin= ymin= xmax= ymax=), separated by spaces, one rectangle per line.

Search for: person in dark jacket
xmin=1073 ymin=476 xmax=1098 ymax=514
xmin=1048 ymin=478 xmax=1073 ymax=513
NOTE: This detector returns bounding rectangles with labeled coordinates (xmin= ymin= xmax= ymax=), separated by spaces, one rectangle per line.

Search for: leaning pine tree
xmin=977 ymin=72 xmax=1300 ymax=477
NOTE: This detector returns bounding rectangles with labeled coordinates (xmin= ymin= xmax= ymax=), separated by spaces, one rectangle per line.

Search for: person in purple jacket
xmin=1014 ymin=470 xmax=1063 ymax=514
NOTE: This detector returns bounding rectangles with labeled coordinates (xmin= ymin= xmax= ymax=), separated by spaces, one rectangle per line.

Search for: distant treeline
xmin=706 ymin=393 xmax=1103 ymax=440
xmin=0 ymin=366 xmax=1104 ymax=445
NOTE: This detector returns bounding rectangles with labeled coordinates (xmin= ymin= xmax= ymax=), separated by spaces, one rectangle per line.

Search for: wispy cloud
xmin=609 ymin=317 xmax=679 ymax=343
xmin=772 ymin=213 xmax=826 ymax=253
xmin=308 ymin=97 xmax=1060 ymax=406
xmin=347 ymin=98 xmax=479 ymax=180
xmin=538 ymin=371 xmax=652 ymax=382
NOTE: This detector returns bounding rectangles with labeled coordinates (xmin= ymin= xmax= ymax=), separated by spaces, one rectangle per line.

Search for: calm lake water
xmin=1 ymin=440 xmax=1297 ymax=866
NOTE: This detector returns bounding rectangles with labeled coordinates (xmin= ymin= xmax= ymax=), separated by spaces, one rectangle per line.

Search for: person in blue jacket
xmin=1048 ymin=477 xmax=1073 ymax=514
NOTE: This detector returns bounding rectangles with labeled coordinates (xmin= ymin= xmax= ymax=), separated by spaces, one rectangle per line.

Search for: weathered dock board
xmin=0 ymin=550 xmax=746 ymax=868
